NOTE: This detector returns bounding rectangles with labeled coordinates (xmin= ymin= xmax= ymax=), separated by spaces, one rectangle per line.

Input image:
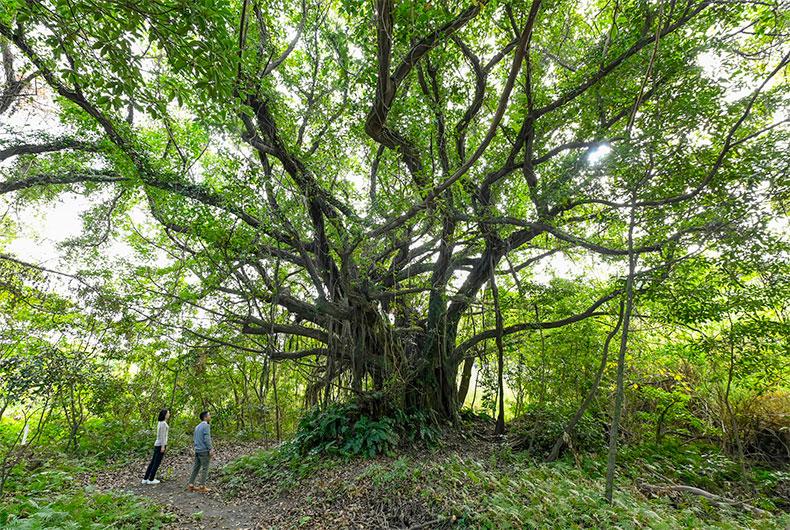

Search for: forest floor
xmin=82 ymin=423 xmax=790 ymax=529
xmin=87 ymin=437 xmax=447 ymax=529
xmin=87 ymin=441 xmax=273 ymax=529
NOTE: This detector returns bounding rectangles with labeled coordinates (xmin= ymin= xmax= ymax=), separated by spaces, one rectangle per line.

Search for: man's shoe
xmin=187 ymin=484 xmax=196 ymax=492
xmin=197 ymin=486 xmax=211 ymax=493
xmin=141 ymin=479 xmax=150 ymax=484
xmin=148 ymin=479 xmax=161 ymax=484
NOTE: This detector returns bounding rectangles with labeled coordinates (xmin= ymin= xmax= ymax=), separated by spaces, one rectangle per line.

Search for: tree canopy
xmin=0 ymin=0 xmax=787 ymax=422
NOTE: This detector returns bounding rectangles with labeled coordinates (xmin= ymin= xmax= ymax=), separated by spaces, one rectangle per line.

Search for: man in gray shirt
xmin=187 ymin=411 xmax=213 ymax=492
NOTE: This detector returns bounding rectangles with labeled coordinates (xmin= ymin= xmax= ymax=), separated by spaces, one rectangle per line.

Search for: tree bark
xmin=605 ymin=201 xmax=637 ymax=503
xmin=457 ymin=357 xmax=475 ymax=406
xmin=724 ymin=316 xmax=746 ymax=473
xmin=489 ymin=255 xmax=506 ymax=435
xmin=548 ymin=300 xmax=624 ymax=462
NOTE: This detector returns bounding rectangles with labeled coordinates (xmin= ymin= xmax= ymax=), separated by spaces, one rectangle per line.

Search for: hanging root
xmin=305 ymin=304 xmax=408 ymax=407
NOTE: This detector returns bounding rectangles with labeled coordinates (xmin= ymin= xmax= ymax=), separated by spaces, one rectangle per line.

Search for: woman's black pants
xmin=143 ymin=446 xmax=164 ymax=480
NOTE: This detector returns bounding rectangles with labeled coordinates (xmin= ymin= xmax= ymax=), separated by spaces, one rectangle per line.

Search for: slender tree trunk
xmin=169 ymin=367 xmax=179 ymax=412
xmin=471 ymin=291 xmax=487 ymax=411
xmin=505 ymin=256 xmax=527 ymax=417
xmin=457 ymin=304 xmax=480 ymax=407
xmin=272 ymin=362 xmax=281 ymax=441
xmin=471 ymin=359 xmax=480 ymax=410
xmin=535 ymin=303 xmax=547 ymax=406
xmin=259 ymin=357 xmax=270 ymax=436
xmin=655 ymin=399 xmax=676 ymax=444
xmin=548 ymin=301 xmax=625 ymax=462
xmin=724 ymin=316 xmax=746 ymax=473
xmin=231 ymin=381 xmax=242 ymax=430
xmin=605 ymin=202 xmax=637 ymax=503
xmin=457 ymin=357 xmax=475 ymax=406
xmin=489 ymin=256 xmax=506 ymax=435
xmin=270 ymin=257 xmax=282 ymax=440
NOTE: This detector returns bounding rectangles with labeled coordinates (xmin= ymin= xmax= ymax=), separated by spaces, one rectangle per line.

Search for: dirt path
xmin=89 ymin=441 xmax=271 ymax=529
xmin=87 ymin=438 xmax=456 ymax=529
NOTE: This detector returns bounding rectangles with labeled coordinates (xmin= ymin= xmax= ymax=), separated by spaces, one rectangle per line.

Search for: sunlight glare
xmin=586 ymin=143 xmax=611 ymax=165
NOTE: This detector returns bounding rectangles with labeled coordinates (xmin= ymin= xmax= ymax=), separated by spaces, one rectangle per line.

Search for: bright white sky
xmin=1 ymin=84 xmax=88 ymax=270
xmin=7 ymin=197 xmax=85 ymax=265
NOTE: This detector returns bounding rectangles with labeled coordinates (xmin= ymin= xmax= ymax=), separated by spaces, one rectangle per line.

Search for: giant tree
xmin=0 ymin=0 xmax=786 ymax=420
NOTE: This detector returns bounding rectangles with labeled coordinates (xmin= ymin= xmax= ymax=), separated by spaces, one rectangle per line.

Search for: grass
xmin=422 ymin=453 xmax=787 ymax=529
xmin=1 ymin=487 xmax=171 ymax=529
xmin=221 ymin=441 xmax=344 ymax=494
xmin=0 ymin=444 xmax=172 ymax=529
xmin=3 ymin=411 xmax=787 ymax=529
xmin=616 ymin=441 xmax=790 ymax=510
xmin=356 ymin=451 xmax=790 ymax=529
xmin=225 ymin=439 xmax=790 ymax=529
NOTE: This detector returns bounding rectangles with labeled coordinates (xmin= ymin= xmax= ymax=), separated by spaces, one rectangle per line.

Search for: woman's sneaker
xmin=141 ymin=479 xmax=150 ymax=484
xmin=148 ymin=479 xmax=161 ymax=484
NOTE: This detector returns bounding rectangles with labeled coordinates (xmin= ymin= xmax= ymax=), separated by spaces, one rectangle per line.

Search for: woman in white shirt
xmin=142 ymin=408 xmax=169 ymax=484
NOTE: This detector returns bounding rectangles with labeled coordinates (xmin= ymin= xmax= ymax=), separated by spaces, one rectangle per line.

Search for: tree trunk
xmin=655 ymin=399 xmax=676 ymax=444
xmin=457 ymin=357 xmax=475 ymax=406
xmin=489 ymin=255 xmax=506 ymax=435
xmin=605 ymin=202 xmax=637 ymax=503
xmin=724 ymin=316 xmax=746 ymax=473
xmin=407 ymin=290 xmax=459 ymax=419
xmin=272 ymin=362 xmax=281 ymax=441
xmin=405 ymin=349 xmax=459 ymax=420
xmin=169 ymin=368 xmax=180 ymax=412
xmin=548 ymin=301 xmax=624 ymax=462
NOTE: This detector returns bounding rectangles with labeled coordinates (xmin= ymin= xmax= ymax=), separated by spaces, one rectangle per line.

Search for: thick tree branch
xmin=0 ymin=170 xmax=124 ymax=195
xmin=0 ymin=139 xmax=100 ymax=161
xmin=532 ymin=2 xmax=709 ymax=119
xmin=367 ymin=0 xmax=542 ymax=238
xmin=454 ymin=289 xmax=622 ymax=358
xmin=241 ymin=317 xmax=328 ymax=343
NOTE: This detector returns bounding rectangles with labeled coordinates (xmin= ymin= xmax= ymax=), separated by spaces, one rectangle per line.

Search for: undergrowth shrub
xmin=427 ymin=452 xmax=790 ymax=529
xmin=292 ymin=395 xmax=440 ymax=457
xmin=0 ymin=488 xmax=169 ymax=529
xmin=735 ymin=391 xmax=790 ymax=468
xmin=509 ymin=402 xmax=604 ymax=458
xmin=0 ymin=457 xmax=170 ymax=529
xmin=221 ymin=444 xmax=328 ymax=493
xmin=458 ymin=407 xmax=493 ymax=423
xmin=617 ymin=441 xmax=790 ymax=512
